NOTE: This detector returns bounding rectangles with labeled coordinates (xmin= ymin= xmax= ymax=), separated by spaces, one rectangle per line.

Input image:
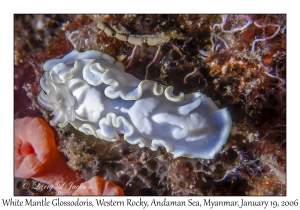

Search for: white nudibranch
xmin=38 ymin=50 xmax=232 ymax=159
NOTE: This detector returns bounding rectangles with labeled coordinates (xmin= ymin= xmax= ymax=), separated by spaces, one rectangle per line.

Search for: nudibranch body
xmin=38 ymin=50 xmax=232 ymax=159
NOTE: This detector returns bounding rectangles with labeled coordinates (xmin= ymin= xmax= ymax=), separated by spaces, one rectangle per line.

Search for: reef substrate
xmin=14 ymin=14 xmax=286 ymax=195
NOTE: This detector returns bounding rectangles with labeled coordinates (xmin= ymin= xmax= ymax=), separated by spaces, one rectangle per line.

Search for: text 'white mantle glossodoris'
xmin=38 ymin=50 xmax=232 ymax=159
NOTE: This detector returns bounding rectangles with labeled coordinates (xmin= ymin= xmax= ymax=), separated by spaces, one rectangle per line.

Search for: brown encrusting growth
xmin=14 ymin=14 xmax=286 ymax=195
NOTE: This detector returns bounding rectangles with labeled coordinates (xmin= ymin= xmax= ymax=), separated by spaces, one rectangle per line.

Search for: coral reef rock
xmin=14 ymin=14 xmax=286 ymax=196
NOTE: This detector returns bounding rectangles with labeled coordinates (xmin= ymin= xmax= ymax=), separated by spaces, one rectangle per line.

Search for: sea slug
xmin=38 ymin=50 xmax=232 ymax=159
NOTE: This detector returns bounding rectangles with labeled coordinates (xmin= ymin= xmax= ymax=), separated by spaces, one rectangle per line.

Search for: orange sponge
xmin=14 ymin=117 xmax=124 ymax=196
xmin=14 ymin=117 xmax=82 ymax=195
xmin=72 ymin=176 xmax=124 ymax=196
